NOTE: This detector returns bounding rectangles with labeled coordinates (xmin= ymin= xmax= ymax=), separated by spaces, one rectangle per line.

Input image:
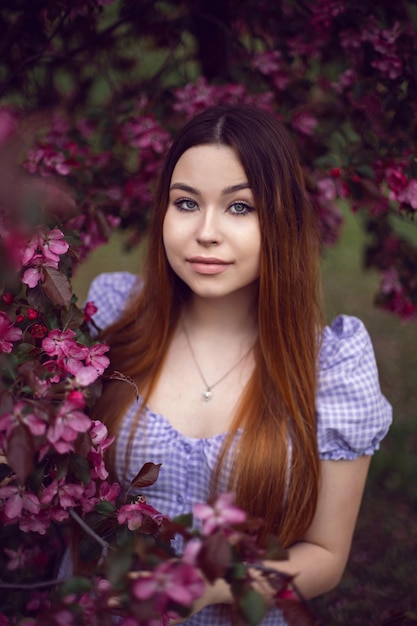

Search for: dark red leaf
xmin=278 ymin=598 xmax=316 ymax=626
xmin=0 ymin=390 xmax=14 ymax=416
xmin=61 ymin=303 xmax=84 ymax=329
xmin=130 ymin=462 xmax=162 ymax=489
xmin=42 ymin=267 xmax=72 ymax=307
xmin=197 ymin=531 xmax=232 ymax=583
xmin=6 ymin=422 xmax=35 ymax=484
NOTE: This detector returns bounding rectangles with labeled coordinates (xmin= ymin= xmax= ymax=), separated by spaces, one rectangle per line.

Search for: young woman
xmin=88 ymin=105 xmax=392 ymax=624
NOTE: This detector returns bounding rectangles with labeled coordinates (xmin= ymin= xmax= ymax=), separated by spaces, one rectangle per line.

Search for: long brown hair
xmin=92 ymin=105 xmax=322 ymax=548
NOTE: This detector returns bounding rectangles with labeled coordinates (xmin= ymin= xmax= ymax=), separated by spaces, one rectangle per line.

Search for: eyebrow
xmin=169 ymin=182 xmax=251 ymax=195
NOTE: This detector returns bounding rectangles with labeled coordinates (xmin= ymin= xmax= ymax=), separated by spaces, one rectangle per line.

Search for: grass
xmin=72 ymin=206 xmax=417 ymax=625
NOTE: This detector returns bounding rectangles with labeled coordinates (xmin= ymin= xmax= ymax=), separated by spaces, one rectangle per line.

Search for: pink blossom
xmin=117 ymin=503 xmax=144 ymax=530
xmin=386 ymin=165 xmax=408 ymax=195
xmin=332 ymin=68 xmax=356 ymax=94
xmin=0 ymin=400 xmax=47 ymax=438
xmin=21 ymin=256 xmax=59 ymax=288
xmin=79 ymin=479 xmax=103 ymax=514
xmin=4 ymin=545 xmax=28 ymax=571
xmin=372 ymin=55 xmax=403 ymax=80
xmin=98 ymin=481 xmax=120 ymax=502
xmin=83 ymin=301 xmax=98 ymax=322
xmin=117 ymin=500 xmax=166 ymax=531
xmin=39 ymin=228 xmax=69 ymax=262
xmin=46 ymin=398 xmax=91 ymax=453
xmin=42 ymin=329 xmax=78 ymax=358
xmin=0 ymin=312 xmax=22 ymax=353
xmin=0 ymin=485 xmax=41 ymax=520
xmin=291 ymin=112 xmax=318 ymax=136
xmin=193 ymin=493 xmax=246 ymax=535
xmin=89 ymin=448 xmax=109 ymax=480
xmin=397 ymin=179 xmax=417 ymax=209
xmin=67 ymin=389 xmax=86 ymax=409
xmin=131 ymin=561 xmax=205 ymax=612
xmin=90 ymin=420 xmax=112 ymax=448
xmin=41 ymin=478 xmax=85 ymax=509
xmin=252 ymin=50 xmax=282 ymax=75
xmin=317 ymin=177 xmax=339 ymax=203
xmin=17 ymin=508 xmax=51 ymax=534
xmin=182 ymin=538 xmax=203 ymax=565
xmin=85 ymin=343 xmax=110 ymax=374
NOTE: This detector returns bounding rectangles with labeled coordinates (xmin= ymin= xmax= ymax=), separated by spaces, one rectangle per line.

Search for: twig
xmin=0 ymin=579 xmax=66 ymax=591
xmin=69 ymin=507 xmax=111 ymax=554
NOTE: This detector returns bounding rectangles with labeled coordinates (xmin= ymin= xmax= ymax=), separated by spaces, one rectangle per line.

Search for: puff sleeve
xmin=317 ymin=315 xmax=392 ymax=460
xmin=85 ymin=271 xmax=139 ymax=335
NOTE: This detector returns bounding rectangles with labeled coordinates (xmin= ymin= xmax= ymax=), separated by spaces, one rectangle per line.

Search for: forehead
xmin=170 ymin=144 xmax=247 ymax=187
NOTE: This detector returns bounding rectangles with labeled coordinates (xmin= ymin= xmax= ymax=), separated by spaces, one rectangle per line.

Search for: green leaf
xmin=59 ymin=576 xmax=92 ymax=597
xmin=105 ymin=542 xmax=133 ymax=588
xmin=78 ymin=536 xmax=103 ymax=563
xmin=42 ymin=267 xmax=72 ymax=307
xmin=130 ymin=461 xmax=162 ymax=489
xmin=171 ymin=512 xmax=193 ymax=528
xmin=69 ymin=453 xmax=91 ymax=485
xmin=239 ymin=588 xmax=266 ymax=626
xmin=356 ymin=165 xmax=375 ymax=179
xmin=95 ymin=500 xmax=116 ymax=515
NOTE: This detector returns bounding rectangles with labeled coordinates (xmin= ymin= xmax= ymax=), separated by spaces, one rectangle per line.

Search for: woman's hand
xmin=169 ymin=576 xmax=233 ymax=624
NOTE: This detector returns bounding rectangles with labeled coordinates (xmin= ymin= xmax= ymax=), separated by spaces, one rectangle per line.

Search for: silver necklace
xmin=182 ymin=321 xmax=253 ymax=402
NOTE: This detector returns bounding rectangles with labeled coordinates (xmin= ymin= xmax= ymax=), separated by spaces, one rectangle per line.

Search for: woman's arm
xmin=264 ymin=455 xmax=371 ymax=599
xmin=180 ymin=455 xmax=371 ymax=619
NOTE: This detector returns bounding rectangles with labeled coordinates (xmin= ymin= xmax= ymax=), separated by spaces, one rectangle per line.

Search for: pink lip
xmin=187 ymin=256 xmax=232 ymax=275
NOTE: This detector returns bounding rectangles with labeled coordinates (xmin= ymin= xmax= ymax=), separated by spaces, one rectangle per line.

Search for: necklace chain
xmin=182 ymin=320 xmax=253 ymax=402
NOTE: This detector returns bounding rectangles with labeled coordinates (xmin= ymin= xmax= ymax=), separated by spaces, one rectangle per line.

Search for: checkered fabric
xmin=86 ymin=272 xmax=392 ymax=626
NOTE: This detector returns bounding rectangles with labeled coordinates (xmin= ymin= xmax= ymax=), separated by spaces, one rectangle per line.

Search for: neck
xmin=183 ymin=286 xmax=258 ymax=338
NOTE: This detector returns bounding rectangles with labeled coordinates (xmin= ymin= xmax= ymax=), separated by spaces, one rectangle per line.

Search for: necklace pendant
xmin=203 ymin=389 xmax=213 ymax=402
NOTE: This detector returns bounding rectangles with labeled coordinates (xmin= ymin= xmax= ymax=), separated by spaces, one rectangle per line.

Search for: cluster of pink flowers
xmin=0 ymin=312 xmax=22 ymax=353
xmin=42 ymin=328 xmax=109 ymax=387
xmin=173 ymin=77 xmax=274 ymax=120
xmin=20 ymin=227 xmax=69 ymax=287
xmin=386 ymin=164 xmax=417 ymax=210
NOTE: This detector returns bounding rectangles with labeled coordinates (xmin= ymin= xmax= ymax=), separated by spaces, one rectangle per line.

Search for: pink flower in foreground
xmin=85 ymin=343 xmax=110 ymax=374
xmin=39 ymin=228 xmax=69 ymax=262
xmin=0 ymin=485 xmax=41 ymax=521
xmin=0 ymin=400 xmax=46 ymax=439
xmin=131 ymin=561 xmax=205 ymax=612
xmin=83 ymin=301 xmax=97 ymax=322
xmin=41 ymin=478 xmax=85 ymax=509
xmin=117 ymin=504 xmax=144 ymax=531
xmin=193 ymin=493 xmax=246 ymax=536
xmin=0 ymin=312 xmax=22 ymax=353
xmin=46 ymin=398 xmax=91 ymax=453
xmin=42 ymin=328 xmax=77 ymax=358
xmin=4 ymin=546 xmax=28 ymax=571
xmin=117 ymin=501 xmax=165 ymax=531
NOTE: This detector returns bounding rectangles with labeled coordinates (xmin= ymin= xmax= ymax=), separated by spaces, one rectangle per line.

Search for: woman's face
xmin=163 ymin=144 xmax=261 ymax=302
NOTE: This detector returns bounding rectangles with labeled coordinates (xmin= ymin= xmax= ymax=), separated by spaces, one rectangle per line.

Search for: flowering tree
xmin=1 ymin=0 xmax=417 ymax=624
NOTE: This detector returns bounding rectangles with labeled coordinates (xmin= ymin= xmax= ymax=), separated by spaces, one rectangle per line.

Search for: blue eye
xmin=229 ymin=201 xmax=254 ymax=215
xmin=174 ymin=198 xmax=198 ymax=211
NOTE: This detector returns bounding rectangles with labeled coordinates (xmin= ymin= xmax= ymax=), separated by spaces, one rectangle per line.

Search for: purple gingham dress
xmin=86 ymin=272 xmax=392 ymax=626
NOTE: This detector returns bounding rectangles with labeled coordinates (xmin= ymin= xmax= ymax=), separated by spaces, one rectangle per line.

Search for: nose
xmin=196 ymin=209 xmax=222 ymax=246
